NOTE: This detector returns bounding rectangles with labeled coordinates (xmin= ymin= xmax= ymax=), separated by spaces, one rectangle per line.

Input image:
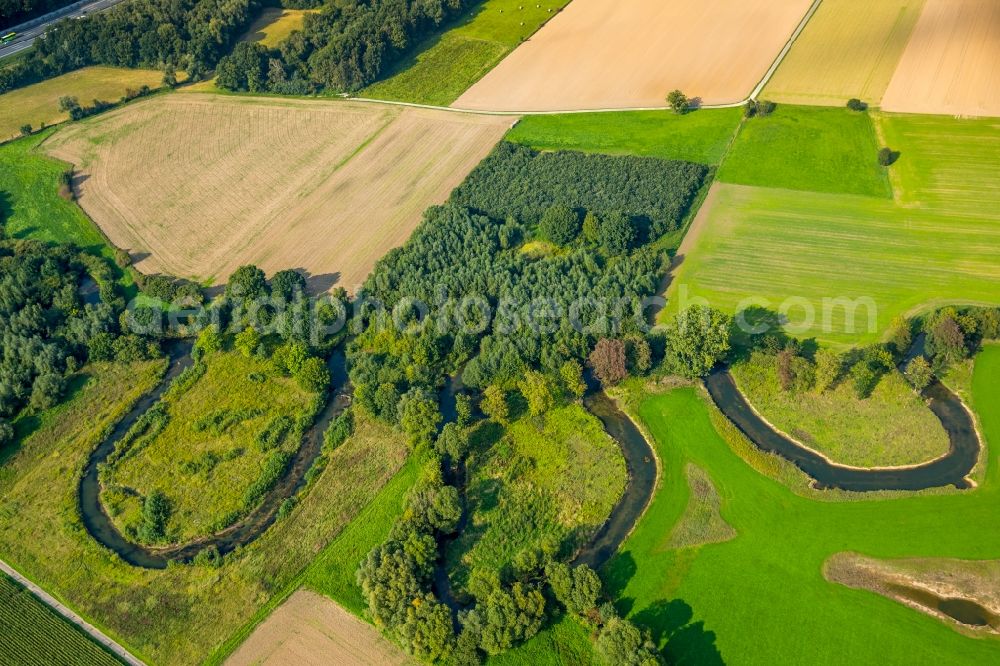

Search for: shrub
xmin=847 ymin=98 xmax=868 ymax=112
xmin=878 ymin=147 xmax=899 ymax=167
xmin=0 ymin=419 xmax=14 ymax=448
xmin=324 ymin=410 xmax=354 ymax=450
xmin=295 ymin=356 xmax=331 ymax=393
xmin=538 ymin=205 xmax=580 ymax=245
xmin=19 ymin=124 xmax=31 ymax=136
xmin=905 ymin=356 xmax=934 ymax=392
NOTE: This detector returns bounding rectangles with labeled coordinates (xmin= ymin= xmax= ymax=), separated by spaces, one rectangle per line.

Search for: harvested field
xmin=44 ymin=94 xmax=512 ymax=290
xmin=882 ymin=0 xmax=1000 ymax=117
xmin=226 ymin=590 xmax=412 ymax=666
xmin=763 ymin=0 xmax=926 ymax=106
xmin=453 ymin=0 xmax=814 ymax=112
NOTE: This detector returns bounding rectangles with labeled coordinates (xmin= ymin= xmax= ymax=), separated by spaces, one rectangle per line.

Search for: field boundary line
xmin=747 ymin=0 xmax=824 ymax=101
xmin=0 ymin=558 xmax=146 ymax=666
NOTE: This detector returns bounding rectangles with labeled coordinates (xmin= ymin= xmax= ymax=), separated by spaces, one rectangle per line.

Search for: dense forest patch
xmin=349 ymin=143 xmax=710 ymax=415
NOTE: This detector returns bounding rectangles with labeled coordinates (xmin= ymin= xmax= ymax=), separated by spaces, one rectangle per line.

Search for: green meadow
xmin=507 ymin=108 xmax=743 ymax=165
xmin=0 ymin=130 xmax=135 ymax=292
xmin=667 ymin=113 xmax=1000 ymax=345
xmin=717 ymin=105 xmax=891 ymax=197
xmin=592 ymin=346 xmax=1000 ymax=664
xmin=360 ymin=0 xmax=572 ymax=106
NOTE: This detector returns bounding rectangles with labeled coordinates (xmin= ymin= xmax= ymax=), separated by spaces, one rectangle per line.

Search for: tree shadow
xmin=0 ymin=191 xmax=12 ymax=228
xmin=633 ymin=598 xmax=725 ymax=665
xmin=602 ymin=550 xmax=637 ymax=599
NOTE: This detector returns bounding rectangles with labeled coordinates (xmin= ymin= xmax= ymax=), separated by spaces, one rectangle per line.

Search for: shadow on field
xmin=603 ymin=552 xmax=724 ymax=664
xmin=635 ymin=599 xmax=725 ymax=665
xmin=0 ymin=191 xmax=12 ymax=225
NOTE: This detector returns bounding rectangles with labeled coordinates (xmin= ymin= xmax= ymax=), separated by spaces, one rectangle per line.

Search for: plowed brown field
xmin=225 ymin=590 xmax=412 ymax=666
xmin=45 ymin=94 xmax=512 ymax=290
xmin=881 ymin=0 xmax=1000 ymax=117
xmin=453 ymin=0 xmax=814 ymax=112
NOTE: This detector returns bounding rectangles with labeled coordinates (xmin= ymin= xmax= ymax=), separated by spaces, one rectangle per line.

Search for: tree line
xmin=0 ymin=0 xmax=258 ymax=94
xmin=215 ymin=0 xmax=473 ymax=95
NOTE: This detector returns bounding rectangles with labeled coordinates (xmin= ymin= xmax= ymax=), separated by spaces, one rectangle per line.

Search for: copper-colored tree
xmin=589 ymin=338 xmax=628 ymax=387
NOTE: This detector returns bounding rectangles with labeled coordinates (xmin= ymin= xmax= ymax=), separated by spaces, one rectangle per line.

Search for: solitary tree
xmin=667 ymin=89 xmax=689 ymax=114
xmin=162 ymin=63 xmax=177 ymax=88
xmin=519 ymin=370 xmax=555 ymax=416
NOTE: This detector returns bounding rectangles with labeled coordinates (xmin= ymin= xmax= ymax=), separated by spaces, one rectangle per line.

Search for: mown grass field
xmin=102 ymin=350 xmax=316 ymax=544
xmin=0 ymin=360 xmax=410 ymax=665
xmin=239 ymin=7 xmax=317 ymax=48
xmin=668 ymin=113 xmax=1000 ymax=345
xmin=360 ymin=0 xmax=572 ymax=106
xmin=0 ymin=66 xmax=165 ymax=141
xmin=717 ymin=105 xmax=891 ymax=197
xmin=446 ymin=404 xmax=627 ymax=593
xmin=506 ymin=108 xmax=742 ymax=165
xmin=731 ymin=355 xmax=949 ymax=467
xmin=0 ymin=573 xmax=122 ymax=666
xmin=763 ymin=0 xmax=926 ymax=106
xmin=576 ymin=345 xmax=1000 ymax=664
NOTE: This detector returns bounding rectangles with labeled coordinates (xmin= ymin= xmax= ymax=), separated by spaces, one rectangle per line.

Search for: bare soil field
xmin=881 ymin=0 xmax=1000 ymax=117
xmin=453 ymin=0 xmax=814 ymax=112
xmin=44 ymin=94 xmax=511 ymax=290
xmin=763 ymin=0 xmax=926 ymax=106
xmin=226 ymin=589 xmax=412 ymax=666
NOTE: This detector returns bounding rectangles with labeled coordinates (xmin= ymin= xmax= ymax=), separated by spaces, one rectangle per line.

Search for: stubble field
xmin=881 ymin=0 xmax=1000 ymax=117
xmin=225 ymin=589 xmax=411 ymax=666
xmin=44 ymin=94 xmax=512 ymax=290
xmin=454 ymin=0 xmax=814 ymax=112
xmin=763 ymin=0 xmax=926 ymax=106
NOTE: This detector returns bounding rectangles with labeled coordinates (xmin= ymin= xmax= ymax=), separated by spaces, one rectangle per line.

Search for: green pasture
xmin=103 ymin=350 xmax=315 ymax=544
xmin=717 ymin=105 xmax=891 ymax=197
xmin=360 ymin=0 xmax=572 ymax=106
xmin=506 ymin=108 xmax=743 ymax=164
xmin=588 ymin=345 xmax=1000 ymax=664
xmin=667 ymin=113 xmax=1000 ymax=345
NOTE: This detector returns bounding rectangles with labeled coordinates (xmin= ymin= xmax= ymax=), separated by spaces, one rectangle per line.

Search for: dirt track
xmin=881 ymin=0 xmax=1000 ymax=117
xmin=45 ymin=94 xmax=511 ymax=291
xmin=453 ymin=0 xmax=814 ymax=112
xmin=225 ymin=590 xmax=412 ymax=666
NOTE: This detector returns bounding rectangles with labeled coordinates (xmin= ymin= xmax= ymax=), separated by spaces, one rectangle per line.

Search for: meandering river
xmin=78 ymin=344 xmax=350 ymax=569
